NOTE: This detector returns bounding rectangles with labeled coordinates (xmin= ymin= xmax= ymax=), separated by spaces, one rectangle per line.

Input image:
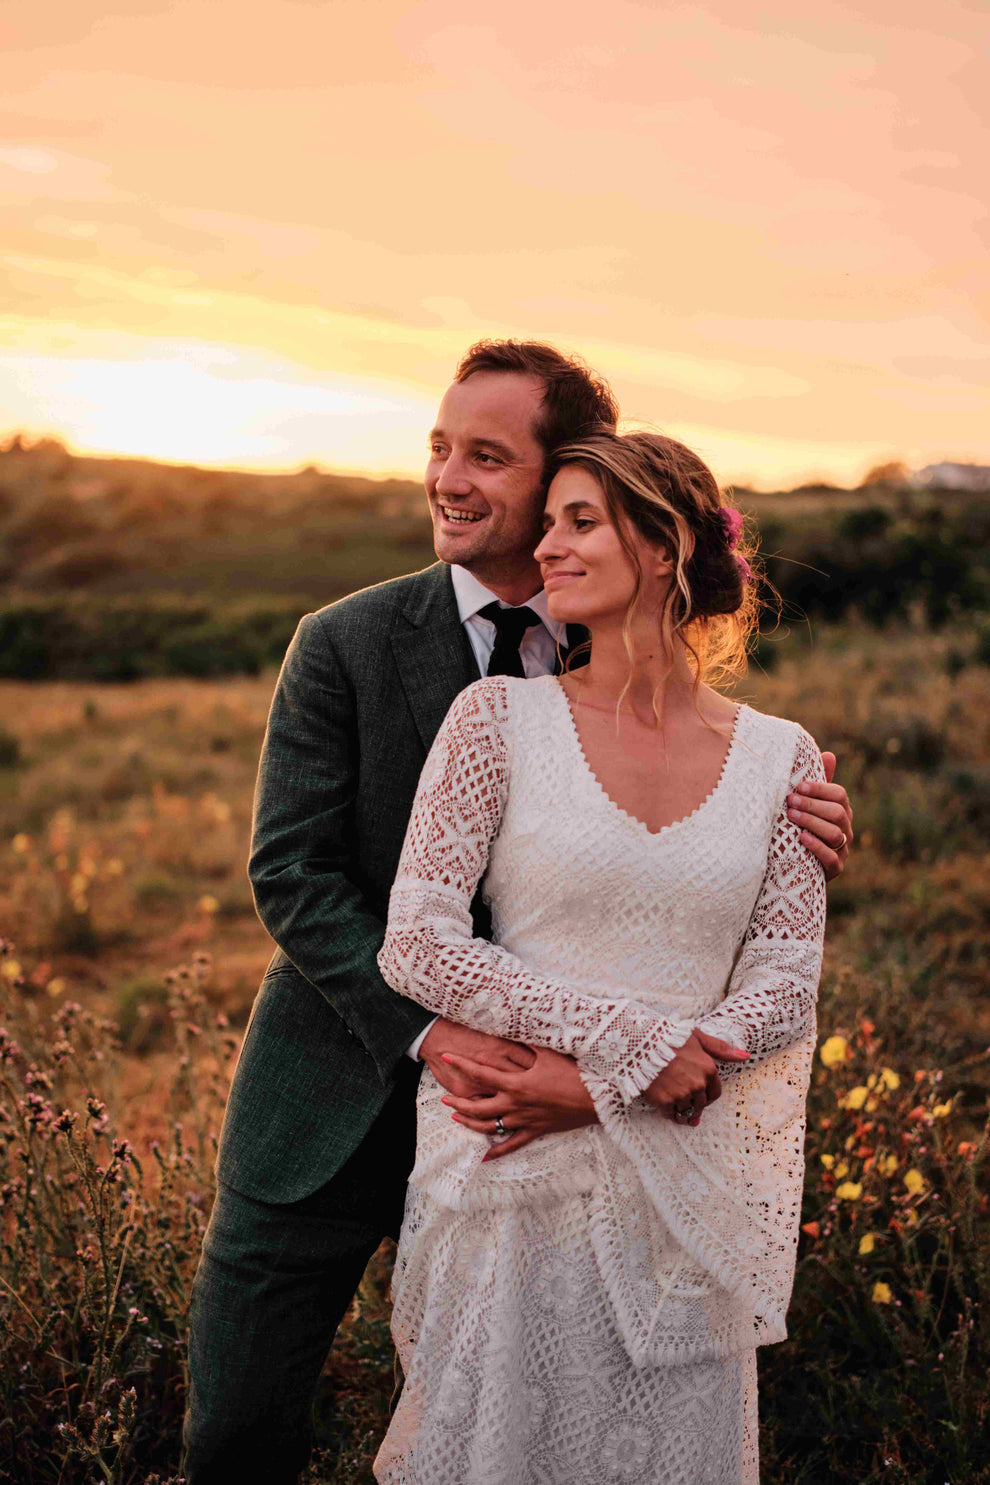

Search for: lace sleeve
xmin=694 ymin=727 xmax=827 ymax=1071
xmin=378 ymin=679 xmax=693 ymax=1104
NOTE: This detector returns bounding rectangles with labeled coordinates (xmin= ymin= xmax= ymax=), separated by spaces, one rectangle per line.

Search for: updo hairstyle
xmin=549 ymin=430 xmax=762 ymax=689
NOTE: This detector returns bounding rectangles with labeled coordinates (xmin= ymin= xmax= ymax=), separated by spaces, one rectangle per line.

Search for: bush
xmin=0 ymin=950 xmax=234 ymax=1483
xmin=0 ymin=599 xmax=304 ymax=681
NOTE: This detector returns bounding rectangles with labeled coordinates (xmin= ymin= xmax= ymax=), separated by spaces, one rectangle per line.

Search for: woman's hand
xmin=642 ymin=1029 xmax=749 ymax=1126
xmin=438 ymin=1045 xmax=598 ymax=1162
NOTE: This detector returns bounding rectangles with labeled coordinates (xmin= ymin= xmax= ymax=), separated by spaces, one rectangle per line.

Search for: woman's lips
xmin=543 ymin=571 xmax=584 ymax=588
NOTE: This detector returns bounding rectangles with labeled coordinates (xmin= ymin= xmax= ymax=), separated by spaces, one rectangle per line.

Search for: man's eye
xmin=476 ymin=452 xmax=501 ymax=466
xmin=429 ymin=444 xmax=447 ymax=458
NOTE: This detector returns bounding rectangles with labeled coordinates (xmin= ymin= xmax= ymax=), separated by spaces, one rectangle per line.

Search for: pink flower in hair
xmin=720 ymin=507 xmax=744 ymax=548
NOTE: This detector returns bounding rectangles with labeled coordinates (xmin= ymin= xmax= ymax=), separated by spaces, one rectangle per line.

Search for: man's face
xmin=425 ymin=371 xmax=547 ymax=585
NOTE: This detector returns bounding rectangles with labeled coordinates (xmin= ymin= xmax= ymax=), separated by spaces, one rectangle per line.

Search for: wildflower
xmin=834 ymin=1161 xmax=849 ymax=1179
xmin=105 ymin=857 xmax=124 ymax=875
xmin=53 ymin=1109 xmax=77 ymax=1136
xmin=46 ymin=977 xmax=66 ymax=997
xmin=841 ymin=1086 xmax=869 ymax=1111
xmin=1 ymin=958 xmax=23 ymax=981
xmin=932 ymin=1101 xmax=953 ymax=1118
xmin=872 ymin=1282 xmax=892 ymax=1304
xmin=801 ymin=1221 xmax=820 ymax=1239
xmin=860 ymin=1018 xmax=875 ymax=1036
xmin=958 ymin=1142 xmax=977 ymax=1158
xmin=0 ymin=1030 xmax=22 ymax=1063
xmin=819 ymin=1035 xmax=848 ymax=1068
xmin=197 ymin=895 xmax=220 ymax=915
xmin=904 ymin=1169 xmax=926 ymax=1196
xmin=87 ymin=1097 xmax=107 ymax=1122
xmin=858 ymin=1232 xmax=878 ymax=1256
xmin=877 ymin=1154 xmax=899 ymax=1177
xmin=820 ymin=1153 xmax=835 ymax=1170
xmin=12 ymin=833 xmax=31 ymax=852
xmin=878 ymin=1068 xmax=900 ymax=1091
xmin=836 ymin=1181 xmax=863 ymax=1201
xmin=112 ymin=1139 xmax=133 ymax=1163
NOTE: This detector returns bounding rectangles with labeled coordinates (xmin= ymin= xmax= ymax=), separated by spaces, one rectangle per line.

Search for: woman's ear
xmin=652 ymin=543 xmax=675 ymax=577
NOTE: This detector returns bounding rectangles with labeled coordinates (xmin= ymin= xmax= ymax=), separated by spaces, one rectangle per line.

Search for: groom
xmin=183 ymin=340 xmax=852 ymax=1483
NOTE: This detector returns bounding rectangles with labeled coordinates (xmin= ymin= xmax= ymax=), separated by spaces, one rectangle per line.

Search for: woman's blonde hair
xmin=549 ymin=430 xmax=762 ymax=692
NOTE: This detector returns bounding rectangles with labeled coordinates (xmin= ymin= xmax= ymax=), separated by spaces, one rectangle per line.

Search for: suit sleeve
xmin=248 ymin=611 xmax=433 ymax=1083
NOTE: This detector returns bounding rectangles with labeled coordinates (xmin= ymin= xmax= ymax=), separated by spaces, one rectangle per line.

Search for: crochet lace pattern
xmin=376 ymin=676 xmax=826 ymax=1482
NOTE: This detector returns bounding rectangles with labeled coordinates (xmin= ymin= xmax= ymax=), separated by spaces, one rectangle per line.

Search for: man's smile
xmin=438 ymin=505 xmax=487 ymax=524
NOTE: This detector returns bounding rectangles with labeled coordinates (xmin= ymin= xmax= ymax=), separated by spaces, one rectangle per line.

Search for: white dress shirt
xmin=405 ymin=566 xmax=564 ymax=1061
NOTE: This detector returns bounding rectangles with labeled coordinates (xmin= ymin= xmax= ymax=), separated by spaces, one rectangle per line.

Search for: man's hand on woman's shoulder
xmin=788 ymin=749 xmax=853 ymax=883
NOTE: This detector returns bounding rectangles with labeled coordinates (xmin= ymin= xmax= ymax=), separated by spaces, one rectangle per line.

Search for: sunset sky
xmin=1 ymin=0 xmax=986 ymax=488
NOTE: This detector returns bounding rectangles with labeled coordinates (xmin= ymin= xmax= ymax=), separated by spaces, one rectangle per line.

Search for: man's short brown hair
xmin=454 ymin=340 xmax=619 ymax=459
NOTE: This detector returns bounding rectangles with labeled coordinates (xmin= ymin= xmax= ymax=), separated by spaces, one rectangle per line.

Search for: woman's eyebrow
xmin=541 ymin=499 xmax=597 ymax=529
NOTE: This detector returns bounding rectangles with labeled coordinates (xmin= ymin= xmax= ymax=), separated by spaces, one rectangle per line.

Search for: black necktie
xmin=480 ymin=602 xmax=543 ymax=678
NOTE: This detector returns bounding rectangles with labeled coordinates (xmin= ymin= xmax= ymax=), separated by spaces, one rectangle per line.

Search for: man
xmin=183 ymin=341 xmax=852 ymax=1483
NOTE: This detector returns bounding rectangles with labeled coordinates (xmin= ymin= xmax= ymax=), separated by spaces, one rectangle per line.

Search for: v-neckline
xmin=549 ymin=676 xmax=745 ymax=841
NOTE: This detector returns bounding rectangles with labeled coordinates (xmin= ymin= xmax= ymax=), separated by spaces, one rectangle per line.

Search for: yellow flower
xmin=46 ymin=977 xmax=66 ymax=997
xmin=879 ymin=1068 xmax=900 ymax=1091
xmin=820 ymin=1035 xmax=848 ymax=1069
xmin=903 ymin=1169 xmax=925 ymax=1196
xmin=878 ymin=1154 xmax=898 ymax=1177
xmin=1 ymin=959 xmax=22 ymax=981
xmin=197 ymin=895 xmax=220 ymax=915
xmin=70 ymin=872 xmax=88 ymax=896
xmin=820 ymin=1153 xmax=835 ymax=1170
xmin=932 ymin=1101 xmax=952 ymax=1119
xmin=872 ymin=1282 xmax=892 ymax=1304
xmin=842 ymin=1086 xmax=869 ymax=1111
xmin=858 ymin=1232 xmax=877 ymax=1256
xmin=105 ymin=858 xmax=124 ymax=875
xmin=12 ymin=833 xmax=31 ymax=853
xmin=836 ymin=1181 xmax=863 ymax=1201
xmin=834 ymin=1161 xmax=850 ymax=1179
xmin=905 ymin=1208 xmax=919 ymax=1228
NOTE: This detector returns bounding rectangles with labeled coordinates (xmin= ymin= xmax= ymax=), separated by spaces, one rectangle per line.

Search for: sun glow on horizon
xmin=1 ymin=0 xmax=985 ymax=490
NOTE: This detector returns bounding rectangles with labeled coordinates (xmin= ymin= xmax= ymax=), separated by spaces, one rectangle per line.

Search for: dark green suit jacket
xmin=216 ymin=563 xmax=482 ymax=1203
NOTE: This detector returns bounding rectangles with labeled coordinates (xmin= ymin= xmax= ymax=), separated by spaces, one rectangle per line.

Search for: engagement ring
xmin=495 ymin=1116 xmax=507 ymax=1137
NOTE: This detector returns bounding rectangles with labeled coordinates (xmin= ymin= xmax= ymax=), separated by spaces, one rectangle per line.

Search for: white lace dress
xmin=375 ymin=676 xmax=826 ymax=1485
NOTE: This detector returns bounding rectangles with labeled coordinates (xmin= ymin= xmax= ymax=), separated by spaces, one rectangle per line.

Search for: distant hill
xmin=0 ymin=435 xmax=432 ymax=605
xmin=0 ymin=435 xmax=987 ymax=679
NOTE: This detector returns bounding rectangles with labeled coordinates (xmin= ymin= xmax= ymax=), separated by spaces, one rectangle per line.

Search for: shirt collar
xmin=449 ymin=565 xmax=561 ymax=638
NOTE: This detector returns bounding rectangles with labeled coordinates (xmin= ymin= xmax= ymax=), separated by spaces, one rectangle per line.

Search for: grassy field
xmin=1 ymin=619 xmax=988 ymax=1482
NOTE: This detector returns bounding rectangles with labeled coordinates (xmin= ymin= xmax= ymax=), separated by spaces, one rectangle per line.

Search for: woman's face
xmin=534 ymin=465 xmax=670 ymax=626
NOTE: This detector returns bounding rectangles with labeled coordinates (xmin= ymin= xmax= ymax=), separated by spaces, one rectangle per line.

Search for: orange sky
xmin=1 ymin=0 xmax=986 ymax=487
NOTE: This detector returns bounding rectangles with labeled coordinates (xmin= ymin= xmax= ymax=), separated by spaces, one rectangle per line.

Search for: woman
xmin=375 ymin=431 xmax=827 ymax=1484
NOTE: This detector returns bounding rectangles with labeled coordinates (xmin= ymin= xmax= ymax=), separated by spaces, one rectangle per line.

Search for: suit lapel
xmin=391 ymin=564 xmax=480 ymax=754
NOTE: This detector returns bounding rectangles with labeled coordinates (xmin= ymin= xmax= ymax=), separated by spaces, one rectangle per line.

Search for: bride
xmin=375 ymin=429 xmax=827 ymax=1484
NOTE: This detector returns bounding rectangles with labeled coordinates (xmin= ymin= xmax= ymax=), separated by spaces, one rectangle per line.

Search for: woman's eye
xmin=574 ymin=518 xmax=595 ymax=531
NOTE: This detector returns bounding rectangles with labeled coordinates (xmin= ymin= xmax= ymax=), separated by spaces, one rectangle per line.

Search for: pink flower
xmin=720 ymin=506 xmax=744 ymax=547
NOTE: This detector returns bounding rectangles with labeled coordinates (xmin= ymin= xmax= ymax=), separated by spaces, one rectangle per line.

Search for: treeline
xmin=755 ymin=494 xmax=990 ymax=628
xmin=0 ymin=597 xmax=302 ymax=681
xmin=0 ymin=436 xmax=987 ymax=678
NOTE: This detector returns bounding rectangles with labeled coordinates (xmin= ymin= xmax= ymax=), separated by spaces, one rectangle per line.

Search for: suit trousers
xmin=182 ymin=1064 xmax=419 ymax=1485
